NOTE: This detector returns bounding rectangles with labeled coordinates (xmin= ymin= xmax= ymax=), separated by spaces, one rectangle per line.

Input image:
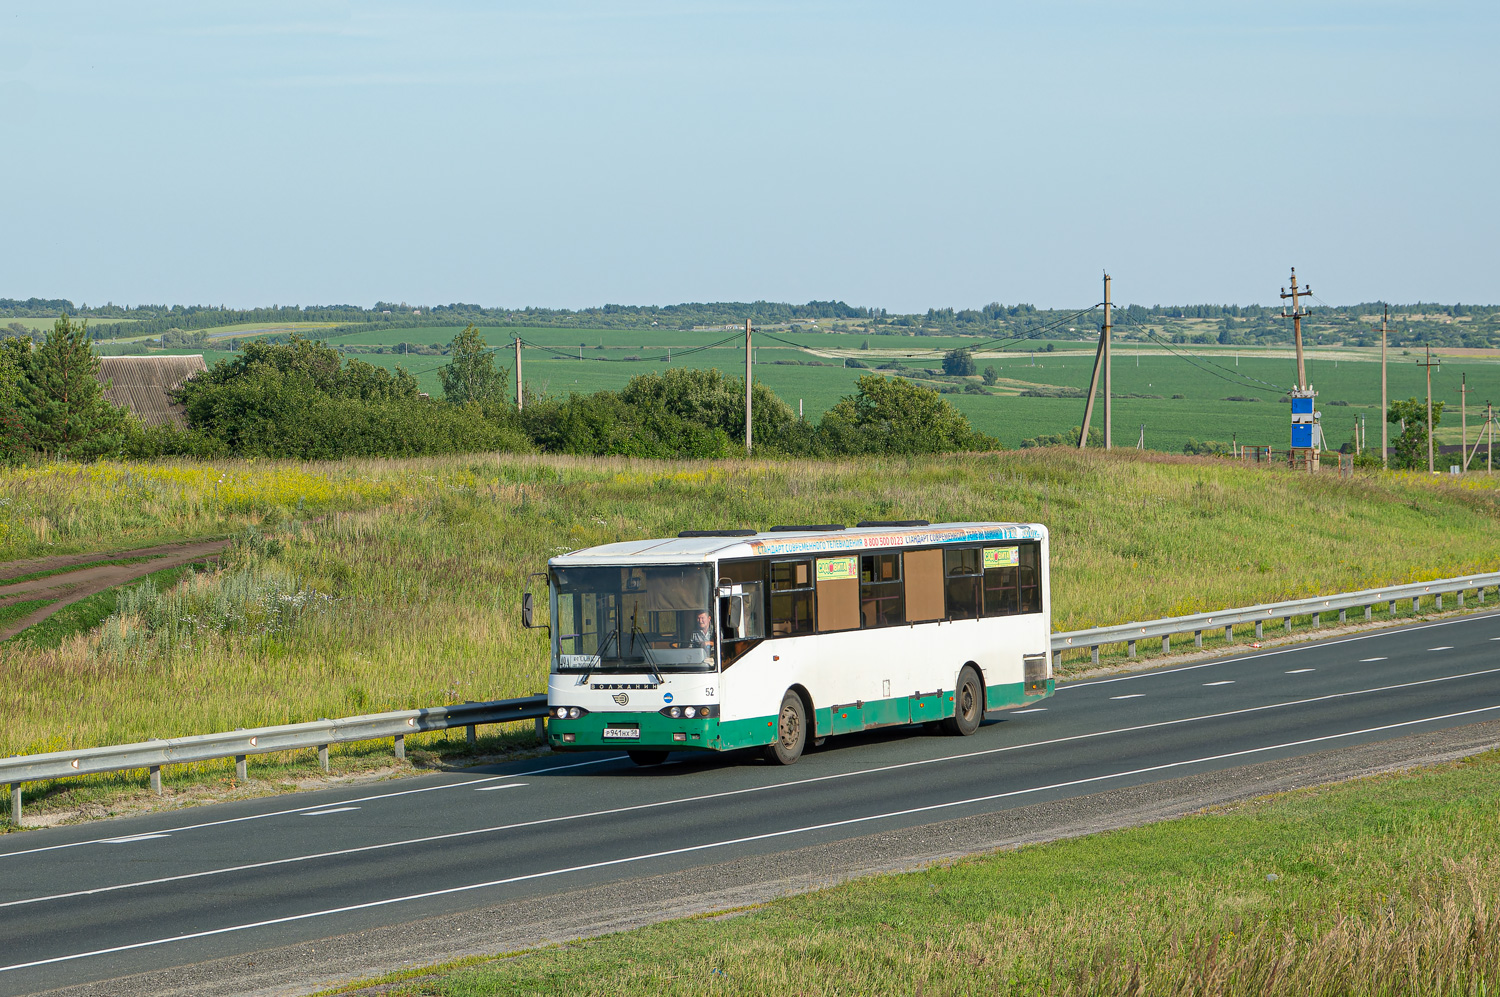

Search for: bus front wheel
xmin=628 ymin=750 xmax=669 ymax=766
xmin=942 ymin=665 xmax=983 ymax=736
xmin=764 ymin=691 xmax=807 ymax=765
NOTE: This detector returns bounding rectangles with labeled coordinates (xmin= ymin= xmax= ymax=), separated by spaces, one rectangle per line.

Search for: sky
xmin=2 ymin=1 xmax=1495 ymax=312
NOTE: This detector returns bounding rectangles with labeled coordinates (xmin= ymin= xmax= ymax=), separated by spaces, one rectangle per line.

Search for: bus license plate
xmin=603 ymin=727 xmax=640 ymax=740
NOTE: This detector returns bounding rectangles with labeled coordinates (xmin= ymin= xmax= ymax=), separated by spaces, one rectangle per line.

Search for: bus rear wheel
xmin=627 ymin=750 xmax=669 ymax=766
xmin=942 ymin=665 xmax=983 ymax=736
xmin=764 ymin=691 xmax=807 ymax=765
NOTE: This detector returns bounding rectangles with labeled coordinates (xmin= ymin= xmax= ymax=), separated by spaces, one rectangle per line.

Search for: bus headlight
xmin=684 ymin=706 xmax=697 ymax=718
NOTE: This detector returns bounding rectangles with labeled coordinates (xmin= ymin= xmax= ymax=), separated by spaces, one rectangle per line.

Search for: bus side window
xmin=1017 ymin=543 xmax=1042 ymax=614
xmin=944 ymin=548 xmax=982 ymax=620
xmin=859 ymin=552 xmax=904 ymax=628
xmin=769 ymin=559 xmax=815 ymax=637
xmin=981 ymin=546 xmax=1020 ymax=617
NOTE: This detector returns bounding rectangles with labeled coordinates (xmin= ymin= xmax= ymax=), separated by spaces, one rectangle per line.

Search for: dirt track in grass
xmin=0 ymin=540 xmax=230 ymax=640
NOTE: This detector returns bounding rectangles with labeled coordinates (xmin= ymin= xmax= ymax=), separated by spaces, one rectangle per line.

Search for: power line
xmin=1113 ymin=309 xmax=1286 ymax=393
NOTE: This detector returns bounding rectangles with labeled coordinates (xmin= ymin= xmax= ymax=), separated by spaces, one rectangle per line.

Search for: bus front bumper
xmin=547 ymin=711 xmax=722 ymax=753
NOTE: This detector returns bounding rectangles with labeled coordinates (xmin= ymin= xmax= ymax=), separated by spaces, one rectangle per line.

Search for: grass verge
xmin=0 ymin=598 xmax=55 ymax=633
xmin=361 ymin=749 xmax=1500 ymax=997
xmin=6 ymin=562 xmax=206 ymax=650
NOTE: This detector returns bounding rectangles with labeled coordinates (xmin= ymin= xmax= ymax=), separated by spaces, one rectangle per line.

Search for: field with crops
xmin=3 ymin=451 xmax=1500 ymax=764
xmin=151 ymin=322 xmax=1500 ymax=453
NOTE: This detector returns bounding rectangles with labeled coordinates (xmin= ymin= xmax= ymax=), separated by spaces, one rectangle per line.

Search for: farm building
xmin=95 ymin=355 xmax=207 ymax=427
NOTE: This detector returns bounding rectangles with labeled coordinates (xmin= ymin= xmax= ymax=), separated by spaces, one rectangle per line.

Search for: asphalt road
xmin=3 ymin=611 xmax=1500 ymax=996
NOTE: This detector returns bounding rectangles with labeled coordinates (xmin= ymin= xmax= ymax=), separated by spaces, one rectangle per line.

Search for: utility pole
xmin=1078 ymin=273 xmax=1109 ymax=450
xmin=1490 ymin=401 xmax=1494 ymax=475
xmin=1281 ymin=268 xmax=1311 ymax=391
xmin=1103 ymin=273 xmax=1113 ymax=449
xmin=515 ymin=337 xmax=523 ymax=411
xmin=1379 ymin=306 xmax=1389 ymax=469
xmin=1461 ymin=372 xmax=1468 ymax=455
xmin=744 ymin=318 xmax=753 ymax=455
xmin=1418 ymin=345 xmax=1439 ymax=472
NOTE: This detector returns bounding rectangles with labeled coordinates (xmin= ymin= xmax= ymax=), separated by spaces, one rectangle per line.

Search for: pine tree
xmin=0 ymin=336 xmax=28 ymax=465
xmin=16 ymin=315 xmax=128 ymax=458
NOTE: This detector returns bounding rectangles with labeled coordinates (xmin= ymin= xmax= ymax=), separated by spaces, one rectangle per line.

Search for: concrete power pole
xmin=744 ymin=318 xmax=753 ymax=455
xmin=515 ymin=337 xmax=523 ymax=411
xmin=1078 ymin=273 xmax=1111 ymax=451
xmin=1419 ymin=345 xmax=1439 ymax=473
xmin=1379 ymin=306 xmax=1389 ymax=469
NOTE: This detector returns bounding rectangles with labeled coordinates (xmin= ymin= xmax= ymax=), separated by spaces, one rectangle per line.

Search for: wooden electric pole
xmin=1461 ymin=372 xmax=1468 ymax=456
xmin=744 ymin=318 xmax=753 ymax=455
xmin=515 ymin=337 xmax=523 ymax=411
xmin=1418 ymin=345 xmax=1439 ymax=472
xmin=1281 ymin=268 xmax=1311 ymax=390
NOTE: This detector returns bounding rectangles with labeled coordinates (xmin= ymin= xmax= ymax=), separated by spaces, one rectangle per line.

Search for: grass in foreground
xmin=2 ymin=450 xmax=1498 ymax=765
xmin=371 ymin=750 xmax=1500 ymax=997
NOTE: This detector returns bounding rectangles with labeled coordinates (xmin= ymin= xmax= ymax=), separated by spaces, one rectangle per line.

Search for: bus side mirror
xmin=522 ymin=592 xmax=535 ymax=629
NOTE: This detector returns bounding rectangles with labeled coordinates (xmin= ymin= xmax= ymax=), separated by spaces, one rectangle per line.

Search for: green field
xmin=371 ymin=749 xmax=1500 ymax=997
xmin=145 ymin=317 xmax=1500 ymax=454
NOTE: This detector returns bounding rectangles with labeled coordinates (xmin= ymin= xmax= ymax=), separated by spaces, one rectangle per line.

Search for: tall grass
xmin=3 ymin=450 xmax=1499 ymax=757
xmin=390 ymin=751 xmax=1500 ymax=997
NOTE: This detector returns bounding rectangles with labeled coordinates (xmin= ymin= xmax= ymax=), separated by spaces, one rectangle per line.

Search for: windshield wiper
xmin=629 ymin=611 xmax=665 ymax=687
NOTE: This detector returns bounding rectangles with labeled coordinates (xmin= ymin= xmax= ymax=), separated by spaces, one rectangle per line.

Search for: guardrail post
xmin=149 ymin=765 xmax=161 ymax=796
xmin=1255 ymin=620 xmax=1263 ymax=639
xmin=1365 ymin=605 xmax=1372 ymax=621
xmin=1052 ymin=650 xmax=1062 ymax=670
xmin=1388 ymin=600 xmax=1396 ymax=616
xmin=1311 ymin=611 xmax=1320 ymax=629
xmin=1224 ymin=624 xmax=1233 ymax=644
xmin=1127 ymin=640 xmax=1136 ymax=658
xmin=466 ymin=724 xmax=476 ymax=747
xmin=9 ymin=783 xmax=19 ymax=825
xmin=1436 ymin=593 xmax=1443 ymax=612
xmin=1284 ymin=616 xmax=1291 ymax=633
xmin=1162 ymin=634 xmax=1170 ymax=654
xmin=1339 ymin=608 xmax=1347 ymax=624
xmin=534 ymin=716 xmax=545 ymax=739
xmin=394 ymin=734 xmax=406 ymax=760
xmin=1194 ymin=630 xmax=1203 ymax=648
xmin=235 ymin=755 xmax=247 ymax=781
xmin=318 ymin=745 xmax=329 ymax=773
xmin=1091 ymin=645 xmax=1099 ymax=665
xmin=1480 ymin=587 xmax=1487 ymax=605
xmin=1457 ymin=590 xmax=1465 ymax=609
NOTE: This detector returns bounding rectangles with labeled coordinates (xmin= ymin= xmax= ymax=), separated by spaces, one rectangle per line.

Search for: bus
xmin=526 ymin=520 xmax=1053 ymax=766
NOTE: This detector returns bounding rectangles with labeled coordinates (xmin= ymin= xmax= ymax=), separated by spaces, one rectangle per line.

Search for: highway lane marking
xmin=1010 ymin=708 xmax=1046 ymax=714
xmin=0 ymin=758 xmax=628 ymax=862
xmin=1203 ymin=681 xmax=1235 ymax=686
xmin=474 ymin=784 xmax=527 ymax=791
xmin=1430 ymin=646 xmax=1455 ymax=651
xmin=1360 ymin=658 xmax=1388 ymax=663
xmin=1286 ymin=669 xmax=1316 ymax=674
xmin=1109 ymin=694 xmax=1146 ymax=700
xmin=7 ymin=699 xmax=1500 ymax=976
xmin=301 ymin=807 xmax=360 ymax=816
xmin=1062 ymin=611 xmax=1500 ymax=690
xmin=100 ymin=834 xmax=170 ymax=844
xmin=8 ymin=665 xmax=1498 ymax=912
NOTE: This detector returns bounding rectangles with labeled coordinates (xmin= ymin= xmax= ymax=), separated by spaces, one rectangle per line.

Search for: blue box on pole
xmin=1291 ymin=397 xmax=1314 ymax=415
xmin=1291 ymin=424 xmax=1313 ymax=448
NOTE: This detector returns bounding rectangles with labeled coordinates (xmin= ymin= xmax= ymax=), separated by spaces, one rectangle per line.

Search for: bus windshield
xmin=552 ymin=564 xmax=716 ymax=672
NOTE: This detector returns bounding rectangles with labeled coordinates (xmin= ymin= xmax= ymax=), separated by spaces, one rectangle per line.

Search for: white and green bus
xmin=529 ymin=520 xmax=1053 ymax=765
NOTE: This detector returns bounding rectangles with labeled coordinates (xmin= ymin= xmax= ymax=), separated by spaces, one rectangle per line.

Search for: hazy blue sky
xmin=2 ymin=2 xmax=1494 ymax=311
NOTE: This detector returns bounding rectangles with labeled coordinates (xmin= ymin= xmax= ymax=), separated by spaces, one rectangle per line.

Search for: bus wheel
xmin=764 ymin=691 xmax=807 ymax=765
xmin=942 ymin=665 xmax=983 ymax=736
xmin=627 ymin=750 xmax=669 ymax=766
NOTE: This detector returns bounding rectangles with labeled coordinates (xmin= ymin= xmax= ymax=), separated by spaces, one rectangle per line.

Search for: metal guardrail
xmin=1051 ymin=571 xmax=1500 ymax=665
xmin=5 ymin=696 xmax=548 ymax=823
xmin=5 ymin=569 xmax=1499 ymax=825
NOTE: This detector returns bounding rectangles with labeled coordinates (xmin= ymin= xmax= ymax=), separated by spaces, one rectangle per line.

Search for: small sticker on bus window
xmin=983 ymin=547 xmax=1019 ymax=569
xmin=816 ymin=556 xmax=858 ymax=581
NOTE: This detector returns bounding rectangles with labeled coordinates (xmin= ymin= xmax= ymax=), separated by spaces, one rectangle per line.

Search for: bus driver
xmin=688 ymin=610 xmax=715 ymax=652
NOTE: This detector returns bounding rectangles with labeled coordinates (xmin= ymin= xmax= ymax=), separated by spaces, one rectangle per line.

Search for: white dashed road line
xmin=1203 ymin=681 xmax=1235 ymax=687
xmin=1286 ymin=668 xmax=1316 ymax=674
xmin=1110 ymin=694 xmax=1146 ymax=700
xmin=300 ymin=807 xmax=360 ymax=817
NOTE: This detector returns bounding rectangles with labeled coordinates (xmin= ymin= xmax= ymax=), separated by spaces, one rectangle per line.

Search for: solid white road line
xmin=473 ymin=784 xmax=527 ymax=792
xmin=1062 ymin=612 xmax=1500 ymax=690
xmin=300 ymin=807 xmax=360 ymax=816
xmin=6 ymin=665 xmax=1499 ymax=912
xmin=7 ymin=700 xmax=1500 ymax=977
xmin=100 ymin=834 xmax=170 ymax=844
xmin=0 ymin=758 xmax=627 ymax=862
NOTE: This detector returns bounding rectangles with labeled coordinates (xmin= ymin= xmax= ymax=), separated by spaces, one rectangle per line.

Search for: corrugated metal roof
xmin=96 ymin=355 xmax=207 ymax=427
xmin=551 ymin=522 xmax=1048 ymax=566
